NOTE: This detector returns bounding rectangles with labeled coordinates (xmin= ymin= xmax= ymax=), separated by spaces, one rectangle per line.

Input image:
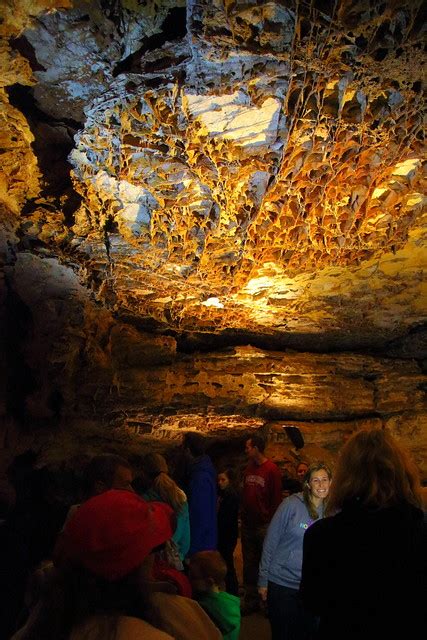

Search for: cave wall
xmin=1 ymin=250 xmax=425 ymax=477
xmin=0 ymin=1 xmax=426 ymax=480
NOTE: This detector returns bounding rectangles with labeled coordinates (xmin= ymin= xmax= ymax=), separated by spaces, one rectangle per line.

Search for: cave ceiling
xmin=1 ymin=0 xmax=426 ymax=352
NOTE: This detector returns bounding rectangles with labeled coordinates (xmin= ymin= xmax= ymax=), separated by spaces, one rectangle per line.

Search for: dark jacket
xmin=187 ymin=455 xmax=217 ymax=556
xmin=217 ymin=488 xmax=239 ymax=554
xmin=300 ymin=500 xmax=427 ymax=639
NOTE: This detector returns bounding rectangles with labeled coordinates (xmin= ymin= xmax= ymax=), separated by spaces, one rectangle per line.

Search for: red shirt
xmin=242 ymin=459 xmax=282 ymax=526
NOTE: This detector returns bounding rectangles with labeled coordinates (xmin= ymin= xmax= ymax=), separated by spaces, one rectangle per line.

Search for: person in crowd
xmin=83 ymin=453 xmax=134 ymax=493
xmin=73 ymin=452 xmax=135 ymax=518
xmin=63 ymin=453 xmax=134 ymax=525
xmin=241 ymin=434 xmax=282 ymax=614
xmin=296 ymin=461 xmax=309 ymax=484
xmin=189 ymin=550 xmax=241 ymax=640
xmin=183 ymin=432 xmax=217 ymax=557
xmin=258 ymin=462 xmax=332 ymax=640
xmin=217 ymin=467 xmax=239 ymax=595
xmin=53 ymin=453 xmax=134 ymax=568
xmin=281 ymin=476 xmax=303 ymax=499
xmin=279 ymin=460 xmax=301 ymax=498
xmin=12 ymin=489 xmax=222 ymax=640
xmin=141 ymin=452 xmax=190 ymax=565
xmin=300 ymin=429 xmax=426 ymax=640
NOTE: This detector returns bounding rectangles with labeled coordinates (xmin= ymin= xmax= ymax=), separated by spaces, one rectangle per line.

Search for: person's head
xmin=327 ymin=428 xmax=423 ymax=513
xmin=245 ymin=434 xmax=266 ymax=461
xmin=63 ymin=490 xmax=174 ymax=582
xmin=282 ymin=459 xmax=297 ymax=479
xmin=217 ymin=467 xmax=237 ymax=492
xmin=142 ymin=452 xmax=186 ymax=513
xmin=296 ymin=461 xmax=309 ymax=481
xmin=142 ymin=452 xmax=169 ymax=480
xmin=302 ymin=462 xmax=332 ymax=519
xmin=281 ymin=477 xmax=302 ymax=498
xmin=183 ymin=432 xmax=207 ymax=458
xmin=189 ymin=550 xmax=227 ymax=594
xmin=84 ymin=454 xmax=134 ymax=497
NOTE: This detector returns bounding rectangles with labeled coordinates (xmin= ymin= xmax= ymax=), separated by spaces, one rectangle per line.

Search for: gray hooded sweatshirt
xmin=258 ymin=493 xmax=324 ymax=590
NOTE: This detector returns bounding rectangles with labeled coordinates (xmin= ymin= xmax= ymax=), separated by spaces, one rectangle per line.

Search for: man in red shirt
xmin=241 ymin=434 xmax=282 ymax=614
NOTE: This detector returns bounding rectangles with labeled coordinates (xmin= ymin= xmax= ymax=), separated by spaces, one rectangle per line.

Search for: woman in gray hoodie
xmin=258 ymin=462 xmax=332 ymax=640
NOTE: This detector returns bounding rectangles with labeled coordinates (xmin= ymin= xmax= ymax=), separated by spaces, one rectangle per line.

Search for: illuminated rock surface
xmin=0 ymin=1 xmax=425 ymax=475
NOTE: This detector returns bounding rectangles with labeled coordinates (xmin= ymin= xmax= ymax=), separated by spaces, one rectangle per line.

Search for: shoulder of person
xmin=304 ymin=513 xmax=333 ymax=539
xmin=281 ymin=492 xmax=303 ymax=505
xmin=62 ymin=503 xmax=81 ymax=530
xmin=69 ymin=615 xmax=173 ymax=640
xmin=263 ymin=458 xmax=281 ymax=473
xmin=216 ymin=590 xmax=241 ymax=607
xmin=118 ymin=616 xmax=174 ymax=640
xmin=150 ymin=592 xmax=222 ymax=640
xmin=275 ymin=492 xmax=304 ymax=514
xmin=223 ymin=488 xmax=239 ymax=502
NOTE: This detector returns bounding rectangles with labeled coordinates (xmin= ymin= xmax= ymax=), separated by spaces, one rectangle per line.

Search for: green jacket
xmin=197 ymin=591 xmax=241 ymax=640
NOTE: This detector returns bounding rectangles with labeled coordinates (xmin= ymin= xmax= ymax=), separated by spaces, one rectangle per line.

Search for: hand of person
xmin=258 ymin=586 xmax=268 ymax=602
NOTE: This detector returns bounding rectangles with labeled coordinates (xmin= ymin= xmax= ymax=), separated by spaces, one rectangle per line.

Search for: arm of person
xmin=118 ymin=616 xmax=174 ymax=640
xmin=70 ymin=616 xmax=175 ymax=640
xmin=258 ymin=586 xmax=268 ymax=602
xmin=258 ymin=498 xmax=290 ymax=589
xmin=269 ymin=466 xmax=283 ymax=518
xmin=173 ymin=501 xmax=191 ymax=560
xmin=150 ymin=593 xmax=222 ymax=640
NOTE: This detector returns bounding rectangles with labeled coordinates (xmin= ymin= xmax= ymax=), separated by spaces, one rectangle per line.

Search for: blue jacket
xmin=187 ymin=454 xmax=217 ymax=556
xmin=258 ymin=493 xmax=324 ymax=590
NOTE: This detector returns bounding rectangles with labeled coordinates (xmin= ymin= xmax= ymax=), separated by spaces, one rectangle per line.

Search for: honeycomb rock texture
xmin=67 ymin=0 xmax=426 ymax=341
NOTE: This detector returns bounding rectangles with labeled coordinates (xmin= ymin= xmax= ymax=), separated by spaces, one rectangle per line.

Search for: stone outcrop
xmin=1 ymin=247 xmax=425 ymax=474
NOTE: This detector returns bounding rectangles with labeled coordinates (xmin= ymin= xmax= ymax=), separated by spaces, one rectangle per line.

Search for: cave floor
xmin=240 ymin=611 xmax=271 ymax=640
xmin=235 ymin=538 xmax=271 ymax=640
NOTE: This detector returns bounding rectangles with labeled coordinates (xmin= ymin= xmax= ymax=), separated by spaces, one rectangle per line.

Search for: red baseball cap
xmin=63 ymin=489 xmax=174 ymax=581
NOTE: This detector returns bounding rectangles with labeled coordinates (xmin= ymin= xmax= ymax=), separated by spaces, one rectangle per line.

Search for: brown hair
xmin=302 ymin=462 xmax=332 ymax=520
xmin=183 ymin=432 xmax=207 ymax=457
xmin=247 ymin=433 xmax=266 ymax=453
xmin=327 ymin=428 xmax=423 ymax=513
xmin=84 ymin=454 xmax=131 ymax=496
xmin=190 ymin=551 xmax=227 ymax=589
xmin=217 ymin=466 xmax=239 ymax=493
xmin=143 ymin=453 xmax=187 ymax=513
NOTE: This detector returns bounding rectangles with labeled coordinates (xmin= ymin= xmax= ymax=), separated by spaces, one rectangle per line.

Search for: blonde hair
xmin=302 ymin=462 xmax=332 ymax=520
xmin=327 ymin=428 xmax=422 ymax=513
xmin=143 ymin=453 xmax=187 ymax=513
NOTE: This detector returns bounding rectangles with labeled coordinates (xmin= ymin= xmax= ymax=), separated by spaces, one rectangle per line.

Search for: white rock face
xmin=24 ymin=0 xmax=185 ymax=121
xmin=24 ymin=3 xmax=118 ymax=120
xmin=184 ymin=90 xmax=282 ymax=154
